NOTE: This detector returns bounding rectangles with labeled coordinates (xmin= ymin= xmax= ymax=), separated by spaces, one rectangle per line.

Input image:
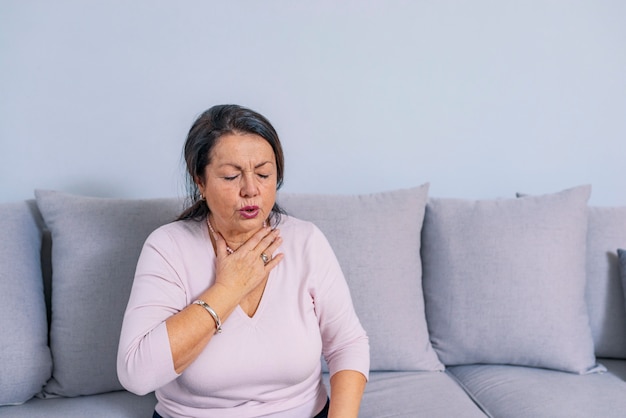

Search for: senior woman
xmin=117 ymin=104 xmax=369 ymax=418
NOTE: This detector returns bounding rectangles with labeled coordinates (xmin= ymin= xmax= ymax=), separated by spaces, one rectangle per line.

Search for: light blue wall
xmin=1 ymin=1 xmax=625 ymax=205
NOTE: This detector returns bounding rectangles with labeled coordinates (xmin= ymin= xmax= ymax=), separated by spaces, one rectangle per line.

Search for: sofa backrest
xmin=0 ymin=200 xmax=52 ymax=406
xmin=585 ymin=206 xmax=626 ymax=358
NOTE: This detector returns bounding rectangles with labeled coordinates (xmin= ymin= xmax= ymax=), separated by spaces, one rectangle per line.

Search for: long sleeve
xmin=304 ymin=225 xmax=370 ymax=380
xmin=117 ymin=224 xmax=193 ymax=395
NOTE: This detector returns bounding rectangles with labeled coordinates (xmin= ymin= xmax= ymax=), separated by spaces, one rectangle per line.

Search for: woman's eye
xmin=258 ymin=174 xmax=270 ymax=179
xmin=223 ymin=175 xmax=238 ymax=181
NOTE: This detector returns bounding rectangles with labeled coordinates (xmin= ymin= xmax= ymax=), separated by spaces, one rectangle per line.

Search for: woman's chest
xmin=177 ymin=271 xmax=323 ymax=397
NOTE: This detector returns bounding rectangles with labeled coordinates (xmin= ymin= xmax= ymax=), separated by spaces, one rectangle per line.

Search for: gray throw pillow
xmin=516 ymin=197 xmax=626 ymax=358
xmin=278 ymin=184 xmax=444 ymax=371
xmin=422 ymin=185 xmax=600 ymax=373
xmin=35 ymin=190 xmax=182 ymax=397
xmin=0 ymin=201 xmax=52 ymax=405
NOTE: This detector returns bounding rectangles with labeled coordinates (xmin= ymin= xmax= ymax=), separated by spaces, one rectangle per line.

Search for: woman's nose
xmin=240 ymin=174 xmax=258 ymax=197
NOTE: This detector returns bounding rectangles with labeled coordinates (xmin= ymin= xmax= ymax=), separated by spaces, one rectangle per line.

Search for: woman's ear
xmin=193 ymin=176 xmax=206 ymax=199
xmin=193 ymin=175 xmax=204 ymax=189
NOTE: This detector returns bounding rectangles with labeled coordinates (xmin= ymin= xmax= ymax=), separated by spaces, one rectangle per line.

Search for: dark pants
xmin=314 ymin=398 xmax=330 ymax=418
xmin=153 ymin=398 xmax=329 ymax=418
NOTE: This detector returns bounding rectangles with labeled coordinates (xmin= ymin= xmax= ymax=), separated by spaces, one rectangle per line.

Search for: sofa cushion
xmin=278 ymin=184 xmax=444 ymax=371
xmin=322 ymin=371 xmax=487 ymax=418
xmin=448 ymin=364 xmax=626 ymax=418
xmin=585 ymin=210 xmax=626 ymax=358
xmin=516 ymin=199 xmax=626 ymax=358
xmin=0 ymin=201 xmax=52 ymax=405
xmin=600 ymin=358 xmax=626 ymax=382
xmin=0 ymin=390 xmax=157 ymax=418
xmin=35 ymin=190 xmax=182 ymax=397
xmin=422 ymin=185 xmax=600 ymax=373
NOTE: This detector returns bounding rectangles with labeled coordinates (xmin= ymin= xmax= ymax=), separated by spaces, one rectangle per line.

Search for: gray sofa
xmin=2 ymin=184 xmax=626 ymax=417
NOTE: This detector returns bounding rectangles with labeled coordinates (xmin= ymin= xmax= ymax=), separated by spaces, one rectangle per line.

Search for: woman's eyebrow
xmin=219 ymin=161 xmax=274 ymax=170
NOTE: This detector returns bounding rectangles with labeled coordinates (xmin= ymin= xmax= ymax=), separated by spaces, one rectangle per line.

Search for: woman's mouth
xmin=239 ymin=206 xmax=260 ymax=219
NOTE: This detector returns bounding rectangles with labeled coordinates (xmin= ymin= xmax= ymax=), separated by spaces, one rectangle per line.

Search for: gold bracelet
xmin=193 ymin=299 xmax=222 ymax=334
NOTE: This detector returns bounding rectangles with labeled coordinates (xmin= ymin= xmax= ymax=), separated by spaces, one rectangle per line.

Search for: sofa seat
xmin=601 ymin=358 xmax=626 ymax=380
xmin=448 ymin=359 xmax=626 ymax=418
xmin=0 ymin=371 xmax=490 ymax=418
xmin=322 ymin=371 xmax=488 ymax=418
xmin=0 ymin=391 xmax=156 ymax=418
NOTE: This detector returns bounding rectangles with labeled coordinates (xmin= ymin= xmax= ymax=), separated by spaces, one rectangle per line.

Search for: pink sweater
xmin=117 ymin=215 xmax=369 ymax=418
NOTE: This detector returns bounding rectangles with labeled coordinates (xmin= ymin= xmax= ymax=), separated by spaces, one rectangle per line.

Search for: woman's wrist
xmin=196 ymin=281 xmax=243 ymax=327
xmin=192 ymin=300 xmax=222 ymax=334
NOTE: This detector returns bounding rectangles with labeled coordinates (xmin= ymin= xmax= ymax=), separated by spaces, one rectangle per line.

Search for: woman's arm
xmin=165 ymin=281 xmax=240 ymax=374
xmin=328 ymin=370 xmax=367 ymax=418
xmin=118 ymin=224 xmax=283 ymax=394
xmin=306 ymin=225 xmax=369 ymax=414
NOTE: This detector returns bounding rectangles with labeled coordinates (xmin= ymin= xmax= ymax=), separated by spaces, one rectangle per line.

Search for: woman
xmin=117 ymin=104 xmax=369 ymax=418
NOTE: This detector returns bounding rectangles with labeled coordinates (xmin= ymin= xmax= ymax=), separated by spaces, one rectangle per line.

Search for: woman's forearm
xmin=166 ymin=282 xmax=239 ymax=374
xmin=328 ymin=369 xmax=367 ymax=418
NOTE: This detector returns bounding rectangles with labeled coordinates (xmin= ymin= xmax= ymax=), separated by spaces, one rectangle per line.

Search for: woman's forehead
xmin=210 ymin=133 xmax=275 ymax=166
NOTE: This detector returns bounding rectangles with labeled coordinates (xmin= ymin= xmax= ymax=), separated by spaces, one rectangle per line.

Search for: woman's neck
xmin=206 ymin=216 xmax=267 ymax=254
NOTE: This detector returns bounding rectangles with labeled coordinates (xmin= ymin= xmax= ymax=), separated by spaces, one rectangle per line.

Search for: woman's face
xmin=199 ymin=132 xmax=278 ymax=241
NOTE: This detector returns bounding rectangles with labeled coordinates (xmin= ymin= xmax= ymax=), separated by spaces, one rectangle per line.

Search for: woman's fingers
xmin=246 ymin=225 xmax=276 ymax=250
xmin=236 ymin=226 xmax=282 ymax=261
xmin=214 ymin=225 xmax=275 ymax=259
xmin=259 ymin=231 xmax=283 ymax=266
xmin=214 ymin=226 xmax=283 ymax=290
xmin=263 ymin=250 xmax=283 ymax=270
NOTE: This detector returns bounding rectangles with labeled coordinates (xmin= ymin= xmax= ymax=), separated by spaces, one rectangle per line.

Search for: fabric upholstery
xmin=600 ymin=358 xmax=626 ymax=382
xmin=516 ymin=198 xmax=626 ymax=358
xmin=278 ymin=184 xmax=444 ymax=371
xmin=585 ymin=210 xmax=626 ymax=358
xmin=422 ymin=185 xmax=599 ymax=373
xmin=0 ymin=391 xmax=156 ymax=418
xmin=0 ymin=201 xmax=52 ymax=405
xmin=619 ymin=249 xmax=626 ymax=330
xmin=449 ymin=364 xmax=626 ymax=418
xmin=35 ymin=190 xmax=182 ymax=397
xmin=322 ymin=371 xmax=487 ymax=418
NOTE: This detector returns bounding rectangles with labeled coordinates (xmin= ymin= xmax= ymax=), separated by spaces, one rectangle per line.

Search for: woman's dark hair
xmin=177 ymin=104 xmax=286 ymax=225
